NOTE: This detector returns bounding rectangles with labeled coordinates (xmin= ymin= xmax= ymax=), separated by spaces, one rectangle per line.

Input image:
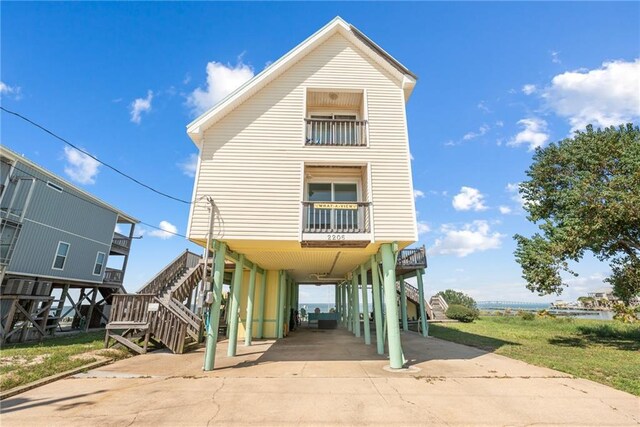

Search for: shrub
xmin=613 ymin=303 xmax=639 ymax=323
xmin=519 ymin=311 xmax=535 ymax=321
xmin=446 ymin=304 xmax=479 ymax=323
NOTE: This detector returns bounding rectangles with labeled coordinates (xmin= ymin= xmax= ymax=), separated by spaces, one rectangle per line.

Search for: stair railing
xmin=137 ymin=250 xmax=201 ymax=296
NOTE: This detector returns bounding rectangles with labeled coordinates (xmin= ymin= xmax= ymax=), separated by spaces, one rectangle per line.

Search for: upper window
xmin=46 ymin=181 xmax=63 ymax=192
xmin=52 ymin=241 xmax=70 ymax=270
xmin=93 ymin=252 xmax=106 ymax=276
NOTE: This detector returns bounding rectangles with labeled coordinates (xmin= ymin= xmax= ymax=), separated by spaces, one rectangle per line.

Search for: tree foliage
xmin=436 ymin=289 xmax=478 ymax=309
xmin=514 ymin=124 xmax=640 ymax=304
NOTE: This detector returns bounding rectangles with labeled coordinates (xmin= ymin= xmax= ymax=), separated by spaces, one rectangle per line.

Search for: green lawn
xmin=429 ymin=316 xmax=640 ymax=396
xmin=0 ymin=332 xmax=129 ymax=391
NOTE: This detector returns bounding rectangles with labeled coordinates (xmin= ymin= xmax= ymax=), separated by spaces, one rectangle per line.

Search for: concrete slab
xmin=1 ymin=328 xmax=638 ymax=426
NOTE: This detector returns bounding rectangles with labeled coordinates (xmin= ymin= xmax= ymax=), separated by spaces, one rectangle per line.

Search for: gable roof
xmin=1 ymin=146 xmax=139 ymax=224
xmin=186 ymin=16 xmax=417 ymax=143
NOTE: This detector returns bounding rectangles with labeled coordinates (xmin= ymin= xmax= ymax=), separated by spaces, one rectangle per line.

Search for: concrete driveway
xmin=1 ymin=328 xmax=638 ymax=426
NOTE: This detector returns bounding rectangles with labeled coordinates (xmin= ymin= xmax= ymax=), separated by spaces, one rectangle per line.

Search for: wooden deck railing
xmin=103 ymin=268 xmax=124 ymax=284
xmin=302 ymin=201 xmax=370 ymax=233
xmin=396 ymin=246 xmax=427 ymax=269
xmin=111 ymin=232 xmax=132 ymax=254
xmin=109 ymin=294 xmax=155 ymax=323
xmin=304 ymin=118 xmax=367 ymax=146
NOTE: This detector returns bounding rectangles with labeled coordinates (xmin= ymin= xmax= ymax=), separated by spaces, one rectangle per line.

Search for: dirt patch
xmin=0 ymin=354 xmax=49 ymax=368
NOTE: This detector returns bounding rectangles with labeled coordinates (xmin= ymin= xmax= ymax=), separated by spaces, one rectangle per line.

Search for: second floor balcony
xmin=301 ymin=201 xmax=371 ymax=248
xmin=304 ymin=118 xmax=367 ymax=147
xmin=110 ymin=232 xmax=132 ymax=255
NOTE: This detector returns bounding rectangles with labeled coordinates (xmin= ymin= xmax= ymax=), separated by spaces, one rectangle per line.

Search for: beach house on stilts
xmin=187 ymin=16 xmax=428 ymax=370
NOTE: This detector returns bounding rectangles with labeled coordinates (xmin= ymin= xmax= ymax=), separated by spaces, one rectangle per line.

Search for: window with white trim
xmin=93 ymin=252 xmax=106 ymax=275
xmin=52 ymin=241 xmax=70 ymax=270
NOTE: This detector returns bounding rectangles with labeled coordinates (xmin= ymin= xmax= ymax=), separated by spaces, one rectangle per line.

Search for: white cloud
xmin=498 ymin=205 xmax=512 ymax=215
xmin=495 ymin=120 xmax=504 ymax=127
xmin=147 ymin=220 xmax=178 ymax=239
xmin=506 ymin=182 xmax=525 ymax=208
xmin=417 ymin=221 xmax=430 ymax=236
xmin=130 ymin=90 xmax=153 ymax=124
xmin=187 ymin=60 xmax=254 ymax=115
xmin=508 ymin=118 xmax=549 ymax=151
xmin=452 ymin=186 xmax=487 ymax=211
xmin=0 ymin=81 xmax=22 ymax=99
xmin=477 ymin=101 xmax=491 ymax=113
xmin=522 ymin=84 xmax=537 ymax=95
xmin=542 ymin=59 xmax=640 ymax=130
xmin=413 ymin=189 xmax=425 ymax=199
xmin=550 ymin=51 xmax=561 ymax=64
xmin=463 ymin=124 xmax=490 ymax=141
xmin=178 ymin=153 xmax=199 ymax=178
xmin=430 ymin=220 xmax=505 ymax=257
xmin=63 ymin=146 xmax=100 ymax=185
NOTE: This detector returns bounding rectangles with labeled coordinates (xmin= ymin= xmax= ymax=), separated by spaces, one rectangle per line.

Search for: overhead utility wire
xmin=1 ymin=106 xmax=192 ymax=205
xmin=2 ymin=160 xmax=190 ymax=239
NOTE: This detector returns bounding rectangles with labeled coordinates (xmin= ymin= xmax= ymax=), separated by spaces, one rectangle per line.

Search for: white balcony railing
xmin=304 ymin=118 xmax=367 ymax=146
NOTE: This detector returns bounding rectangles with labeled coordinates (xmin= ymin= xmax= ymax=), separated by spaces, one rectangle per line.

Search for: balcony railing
xmin=304 ymin=118 xmax=367 ymax=146
xmin=302 ymin=201 xmax=370 ymax=233
xmin=111 ymin=232 xmax=131 ymax=254
xmin=104 ymin=268 xmax=124 ymax=284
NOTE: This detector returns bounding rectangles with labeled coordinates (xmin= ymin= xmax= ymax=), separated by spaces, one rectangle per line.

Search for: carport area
xmin=2 ymin=328 xmax=638 ymax=426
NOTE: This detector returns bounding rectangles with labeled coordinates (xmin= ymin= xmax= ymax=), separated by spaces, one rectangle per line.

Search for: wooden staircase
xmin=105 ymin=250 xmax=204 ymax=354
xmin=429 ymin=295 xmax=449 ymax=320
xmin=396 ymin=280 xmax=434 ymax=320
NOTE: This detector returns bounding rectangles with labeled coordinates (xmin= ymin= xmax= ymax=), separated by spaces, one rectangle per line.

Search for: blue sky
xmin=2 ymin=2 xmax=639 ymax=303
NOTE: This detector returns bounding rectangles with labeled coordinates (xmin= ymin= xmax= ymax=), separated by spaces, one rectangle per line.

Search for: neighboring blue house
xmin=0 ymin=146 xmax=138 ymax=343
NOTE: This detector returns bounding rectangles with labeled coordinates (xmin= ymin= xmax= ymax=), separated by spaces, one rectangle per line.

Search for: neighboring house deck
xmin=0 ymin=146 xmax=138 ymax=344
xmin=181 ymin=17 xmax=428 ymax=370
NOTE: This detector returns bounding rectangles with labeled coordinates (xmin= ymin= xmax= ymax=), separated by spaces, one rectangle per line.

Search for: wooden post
xmin=342 ymin=283 xmax=348 ymax=327
xmin=400 ymin=275 xmax=408 ymax=331
xmin=54 ymin=284 xmax=69 ymax=336
xmin=1 ymin=299 xmax=18 ymax=344
xmin=360 ymin=264 xmax=371 ymax=345
xmin=346 ymin=282 xmax=353 ymax=332
xmin=417 ymin=269 xmax=428 ymax=337
xmin=352 ymin=273 xmax=360 ymax=337
xmin=256 ymin=271 xmax=267 ymax=339
xmin=371 ymin=256 xmax=384 ymax=355
xmin=84 ymin=288 xmax=98 ymax=332
xmin=204 ymin=241 xmax=226 ymax=371
xmin=244 ymin=264 xmax=257 ymax=346
xmin=227 ymin=255 xmax=244 ymax=357
xmin=381 ymin=243 xmax=403 ymax=369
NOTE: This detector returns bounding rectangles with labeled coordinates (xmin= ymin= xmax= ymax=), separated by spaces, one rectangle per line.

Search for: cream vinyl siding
xmin=189 ymin=33 xmax=417 ymax=244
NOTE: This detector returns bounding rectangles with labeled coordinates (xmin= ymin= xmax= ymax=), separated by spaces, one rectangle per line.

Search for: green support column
xmin=416 ymin=269 xmax=429 ymax=337
xmin=244 ymin=265 xmax=257 ymax=346
xmin=352 ymin=273 xmax=360 ymax=337
xmin=343 ymin=283 xmax=348 ymax=327
xmin=277 ymin=271 xmax=286 ymax=338
xmin=227 ymin=255 xmax=244 ymax=357
xmin=346 ymin=282 xmax=353 ymax=332
xmin=226 ymin=273 xmax=234 ymax=335
xmin=256 ymin=271 xmax=267 ymax=339
xmin=338 ymin=284 xmax=343 ymax=325
xmin=381 ymin=243 xmax=404 ymax=369
xmin=360 ymin=264 xmax=371 ymax=345
xmin=400 ymin=275 xmax=408 ymax=331
xmin=371 ymin=256 xmax=384 ymax=355
xmin=204 ymin=242 xmax=227 ymax=371
xmin=334 ymin=284 xmax=339 ymax=313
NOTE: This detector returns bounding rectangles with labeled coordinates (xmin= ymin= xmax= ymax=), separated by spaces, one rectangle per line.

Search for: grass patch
xmin=430 ymin=317 xmax=640 ymax=396
xmin=0 ymin=332 xmax=130 ymax=391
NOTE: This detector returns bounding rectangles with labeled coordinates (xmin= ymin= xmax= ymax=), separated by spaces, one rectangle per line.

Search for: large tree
xmin=514 ymin=124 xmax=640 ymax=304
